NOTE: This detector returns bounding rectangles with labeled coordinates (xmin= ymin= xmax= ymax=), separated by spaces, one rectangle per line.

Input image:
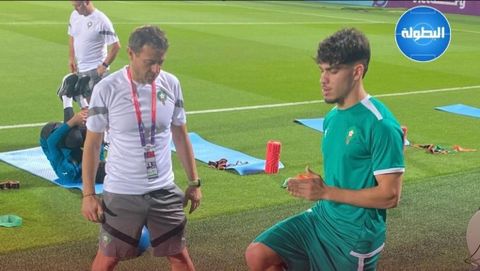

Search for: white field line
xmin=1 ymin=85 xmax=479 ymax=131
xmin=3 ymin=22 xmax=478 ymax=32
xmin=2 ymin=1 xmax=383 ymax=25
xmin=187 ymin=85 xmax=480 ymax=114
xmin=196 ymin=1 xmax=385 ymax=24
xmin=0 ymin=21 xmax=384 ymax=26
xmin=455 ymin=29 xmax=480 ymax=35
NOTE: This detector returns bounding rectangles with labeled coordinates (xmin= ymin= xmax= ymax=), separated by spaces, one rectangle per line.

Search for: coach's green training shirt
xmin=315 ymin=95 xmax=405 ymax=254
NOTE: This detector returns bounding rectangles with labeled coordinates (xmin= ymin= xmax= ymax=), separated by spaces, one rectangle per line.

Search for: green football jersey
xmin=315 ymin=95 xmax=405 ymax=253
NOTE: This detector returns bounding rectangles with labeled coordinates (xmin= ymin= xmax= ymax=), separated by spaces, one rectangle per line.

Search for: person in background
xmin=41 ymin=73 xmax=106 ymax=184
xmin=68 ymin=0 xmax=121 ymax=101
xmin=40 ymin=109 xmax=105 ymax=185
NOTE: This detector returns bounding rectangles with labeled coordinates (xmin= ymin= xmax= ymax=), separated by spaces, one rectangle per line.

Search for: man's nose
xmin=320 ymin=73 xmax=328 ymax=84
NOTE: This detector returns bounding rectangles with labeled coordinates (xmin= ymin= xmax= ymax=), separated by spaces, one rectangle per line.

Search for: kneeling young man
xmin=245 ymin=28 xmax=405 ymax=271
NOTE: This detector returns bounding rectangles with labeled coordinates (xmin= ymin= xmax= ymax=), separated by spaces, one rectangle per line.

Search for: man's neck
xmin=129 ymin=69 xmax=141 ymax=84
xmin=337 ymin=83 xmax=367 ymax=110
xmin=85 ymin=4 xmax=95 ymax=16
xmin=128 ymin=67 xmax=147 ymax=85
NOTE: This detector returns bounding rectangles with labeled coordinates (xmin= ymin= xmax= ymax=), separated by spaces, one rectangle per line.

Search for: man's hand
xmin=81 ymin=195 xmax=104 ymax=223
xmin=67 ymin=109 xmax=88 ymax=128
xmin=183 ymin=186 xmax=202 ymax=214
xmin=287 ymin=166 xmax=328 ymax=201
xmin=69 ymin=58 xmax=77 ymax=74
xmin=97 ymin=64 xmax=107 ymax=77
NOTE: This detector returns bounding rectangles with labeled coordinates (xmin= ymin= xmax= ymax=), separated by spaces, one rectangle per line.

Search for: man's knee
xmin=245 ymin=242 xmax=283 ymax=270
xmin=167 ymin=253 xmax=187 ymax=265
xmin=166 ymin=248 xmax=194 ymax=270
xmin=92 ymin=250 xmax=119 ymax=271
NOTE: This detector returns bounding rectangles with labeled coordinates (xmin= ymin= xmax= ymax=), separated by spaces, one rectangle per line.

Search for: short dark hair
xmin=316 ymin=28 xmax=370 ymax=77
xmin=128 ymin=25 xmax=169 ymax=54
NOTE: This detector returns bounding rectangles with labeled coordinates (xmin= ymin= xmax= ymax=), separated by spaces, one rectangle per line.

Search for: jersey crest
xmin=345 ymin=126 xmax=358 ymax=145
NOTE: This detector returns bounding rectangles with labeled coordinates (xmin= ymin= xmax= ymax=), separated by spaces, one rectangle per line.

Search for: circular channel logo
xmin=395 ymin=6 xmax=451 ymax=62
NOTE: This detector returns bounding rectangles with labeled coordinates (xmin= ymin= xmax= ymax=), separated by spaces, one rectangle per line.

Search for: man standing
xmin=245 ymin=28 xmax=405 ymax=271
xmin=69 ymin=0 xmax=120 ymax=99
xmin=81 ymin=25 xmax=202 ymax=271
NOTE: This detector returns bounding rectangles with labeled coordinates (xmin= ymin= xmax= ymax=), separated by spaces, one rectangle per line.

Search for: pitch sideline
xmin=1 ymin=85 xmax=479 ymax=130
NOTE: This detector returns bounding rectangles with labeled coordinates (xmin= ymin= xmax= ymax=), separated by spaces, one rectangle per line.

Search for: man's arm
xmin=287 ymin=171 xmax=403 ymax=209
xmin=68 ymin=36 xmax=77 ymax=73
xmin=97 ymin=41 xmax=121 ymax=76
xmin=171 ymin=124 xmax=202 ymax=214
xmin=81 ymin=130 xmax=104 ymax=223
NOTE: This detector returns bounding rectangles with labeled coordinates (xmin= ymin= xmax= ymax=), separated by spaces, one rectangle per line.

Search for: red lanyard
xmin=126 ymin=67 xmax=157 ymax=147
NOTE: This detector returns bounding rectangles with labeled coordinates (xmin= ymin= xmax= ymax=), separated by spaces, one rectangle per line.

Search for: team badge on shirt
xmin=345 ymin=127 xmax=357 ymax=144
xmin=157 ymin=89 xmax=167 ymax=105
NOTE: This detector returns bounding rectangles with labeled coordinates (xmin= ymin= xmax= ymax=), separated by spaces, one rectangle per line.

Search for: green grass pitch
xmin=0 ymin=1 xmax=479 ymax=270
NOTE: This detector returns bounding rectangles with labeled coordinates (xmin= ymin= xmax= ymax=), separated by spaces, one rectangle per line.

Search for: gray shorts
xmin=99 ymin=183 xmax=187 ymax=259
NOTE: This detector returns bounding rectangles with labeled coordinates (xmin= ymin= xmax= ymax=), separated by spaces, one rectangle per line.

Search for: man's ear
xmin=127 ymin=48 xmax=134 ymax=60
xmin=353 ymin=63 xmax=364 ymax=81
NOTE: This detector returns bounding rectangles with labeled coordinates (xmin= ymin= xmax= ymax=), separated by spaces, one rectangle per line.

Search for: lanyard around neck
xmin=126 ymin=66 xmax=157 ymax=147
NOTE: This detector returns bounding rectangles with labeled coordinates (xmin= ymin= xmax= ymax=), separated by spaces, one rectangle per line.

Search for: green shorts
xmin=99 ymin=183 xmax=186 ymax=259
xmin=254 ymin=209 xmax=384 ymax=271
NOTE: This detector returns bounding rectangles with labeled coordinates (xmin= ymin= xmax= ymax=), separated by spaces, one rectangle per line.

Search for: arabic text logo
xmin=395 ymin=6 xmax=451 ymax=62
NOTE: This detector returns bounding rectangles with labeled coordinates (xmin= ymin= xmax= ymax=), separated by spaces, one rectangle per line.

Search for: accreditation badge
xmin=144 ymin=144 xmax=159 ymax=180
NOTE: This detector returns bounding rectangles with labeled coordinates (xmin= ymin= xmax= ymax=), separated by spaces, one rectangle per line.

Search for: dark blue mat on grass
xmin=435 ymin=104 xmax=480 ymax=118
xmin=294 ymin=118 xmax=324 ymax=132
xmin=0 ymin=147 xmax=103 ymax=193
xmin=171 ymin=133 xmax=284 ymax=175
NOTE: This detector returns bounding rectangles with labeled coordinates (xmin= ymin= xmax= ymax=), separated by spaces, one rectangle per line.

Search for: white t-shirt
xmin=68 ymin=9 xmax=119 ymax=72
xmin=87 ymin=66 xmax=187 ymax=194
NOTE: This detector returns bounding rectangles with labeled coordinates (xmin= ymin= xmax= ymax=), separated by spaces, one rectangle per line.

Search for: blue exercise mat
xmin=0 ymin=132 xmax=282 ymax=191
xmin=171 ymin=133 xmax=284 ymax=175
xmin=435 ymin=104 xmax=480 ymax=119
xmin=0 ymin=147 xmax=103 ymax=193
xmin=294 ymin=118 xmax=324 ymax=132
xmin=295 ymin=118 xmax=411 ymax=146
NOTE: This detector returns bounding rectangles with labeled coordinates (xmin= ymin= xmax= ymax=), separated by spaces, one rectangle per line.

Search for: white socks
xmin=74 ymin=95 xmax=89 ymax=109
xmin=62 ymin=95 xmax=73 ymax=108
xmin=62 ymin=95 xmax=88 ymax=109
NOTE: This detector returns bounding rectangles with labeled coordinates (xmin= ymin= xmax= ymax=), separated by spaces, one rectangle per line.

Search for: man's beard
xmin=324 ymin=98 xmax=337 ymax=104
xmin=324 ymin=96 xmax=344 ymax=105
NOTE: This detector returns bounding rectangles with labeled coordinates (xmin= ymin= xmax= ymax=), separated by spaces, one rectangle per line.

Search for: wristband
xmin=102 ymin=62 xmax=109 ymax=68
xmin=188 ymin=179 xmax=201 ymax=187
xmin=83 ymin=193 xmax=96 ymax=198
